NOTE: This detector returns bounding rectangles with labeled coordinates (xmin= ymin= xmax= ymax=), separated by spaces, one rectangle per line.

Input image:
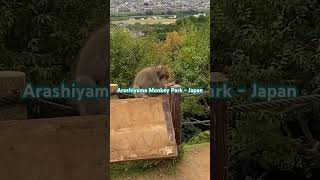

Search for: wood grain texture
xmin=110 ymin=97 xmax=178 ymax=162
xmin=0 ymin=115 xmax=107 ymax=180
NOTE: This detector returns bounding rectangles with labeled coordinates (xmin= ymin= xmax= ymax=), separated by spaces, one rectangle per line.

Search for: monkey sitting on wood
xmin=133 ymin=65 xmax=175 ymax=98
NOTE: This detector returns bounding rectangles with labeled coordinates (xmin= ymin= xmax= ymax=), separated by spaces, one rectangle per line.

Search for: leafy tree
xmin=110 ymin=27 xmax=154 ymax=86
xmin=0 ymin=0 xmax=107 ymax=84
xmin=213 ymin=0 xmax=320 ymax=178
xmin=166 ymin=10 xmax=174 ymax=15
xmin=145 ymin=10 xmax=154 ymax=16
xmin=111 ymin=16 xmax=210 ymax=140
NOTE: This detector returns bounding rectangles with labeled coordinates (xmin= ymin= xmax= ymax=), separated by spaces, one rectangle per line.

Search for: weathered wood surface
xmin=0 ymin=71 xmax=26 ymax=94
xmin=110 ymin=84 xmax=119 ymax=99
xmin=169 ymin=85 xmax=182 ymax=146
xmin=0 ymin=115 xmax=107 ymax=180
xmin=110 ymin=84 xmax=118 ymax=94
xmin=110 ymin=97 xmax=178 ymax=162
xmin=0 ymin=71 xmax=27 ymax=120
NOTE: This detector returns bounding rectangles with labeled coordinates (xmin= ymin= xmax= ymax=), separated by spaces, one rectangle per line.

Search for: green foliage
xmin=110 ymin=9 xmax=204 ymax=21
xmin=0 ymin=0 xmax=107 ymax=84
xmin=214 ymin=0 xmax=320 ymax=178
xmin=182 ymin=97 xmax=206 ymax=116
xmin=230 ymin=113 xmax=303 ymax=170
xmin=111 ymin=16 xmax=210 ymax=142
xmin=215 ymin=0 xmax=320 ymax=93
xmin=111 ymin=16 xmax=210 ymax=90
xmin=126 ymin=23 xmax=176 ymax=41
xmin=187 ymin=130 xmax=210 ymax=145
xmin=173 ymin=17 xmax=210 ymax=88
xmin=182 ymin=123 xmax=202 ymax=142
xmin=145 ymin=10 xmax=154 ymax=16
xmin=111 ymin=27 xmax=154 ymax=86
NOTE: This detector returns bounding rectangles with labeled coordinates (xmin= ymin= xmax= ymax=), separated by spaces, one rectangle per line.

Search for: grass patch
xmin=111 ymin=147 xmax=184 ymax=179
xmin=183 ymin=142 xmax=210 ymax=153
xmin=187 ymin=130 xmax=210 ymax=145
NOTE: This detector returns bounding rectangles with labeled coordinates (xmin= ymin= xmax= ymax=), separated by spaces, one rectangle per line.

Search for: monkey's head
xmin=155 ymin=65 xmax=171 ymax=81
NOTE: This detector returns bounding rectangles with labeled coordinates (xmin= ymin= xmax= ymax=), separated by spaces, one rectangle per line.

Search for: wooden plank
xmin=110 ymin=97 xmax=178 ymax=162
xmin=0 ymin=116 xmax=107 ymax=180
xmin=169 ymin=85 xmax=182 ymax=146
xmin=0 ymin=71 xmax=27 ymax=120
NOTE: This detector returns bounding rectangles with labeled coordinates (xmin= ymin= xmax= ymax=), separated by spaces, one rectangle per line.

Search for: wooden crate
xmin=110 ymin=97 xmax=178 ymax=162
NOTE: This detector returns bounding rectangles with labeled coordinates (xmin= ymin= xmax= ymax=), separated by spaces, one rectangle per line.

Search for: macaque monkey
xmin=133 ymin=65 xmax=175 ymax=98
xmin=73 ymin=26 xmax=109 ymax=115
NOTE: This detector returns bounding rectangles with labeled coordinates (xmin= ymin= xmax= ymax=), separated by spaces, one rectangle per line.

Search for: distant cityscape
xmin=111 ymin=0 xmax=210 ymax=13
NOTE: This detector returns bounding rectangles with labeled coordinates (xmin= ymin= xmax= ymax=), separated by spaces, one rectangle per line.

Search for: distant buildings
xmin=168 ymin=15 xmax=177 ymax=19
xmin=193 ymin=13 xmax=206 ymax=17
xmin=131 ymin=31 xmax=146 ymax=37
xmin=118 ymin=7 xmax=130 ymax=12
xmin=111 ymin=0 xmax=210 ymax=13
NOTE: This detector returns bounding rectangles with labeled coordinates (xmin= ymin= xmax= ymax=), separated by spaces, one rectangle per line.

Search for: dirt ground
xmin=127 ymin=143 xmax=210 ymax=180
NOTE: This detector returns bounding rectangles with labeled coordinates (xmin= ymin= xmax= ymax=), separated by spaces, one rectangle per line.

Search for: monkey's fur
xmin=75 ymin=27 xmax=107 ymax=86
xmin=133 ymin=65 xmax=174 ymax=98
xmin=73 ymin=26 xmax=108 ymax=115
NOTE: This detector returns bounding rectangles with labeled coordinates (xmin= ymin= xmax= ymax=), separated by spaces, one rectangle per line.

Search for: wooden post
xmin=110 ymin=84 xmax=119 ymax=99
xmin=0 ymin=71 xmax=27 ymax=120
xmin=169 ymin=84 xmax=182 ymax=146
xmin=210 ymin=72 xmax=228 ymax=180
